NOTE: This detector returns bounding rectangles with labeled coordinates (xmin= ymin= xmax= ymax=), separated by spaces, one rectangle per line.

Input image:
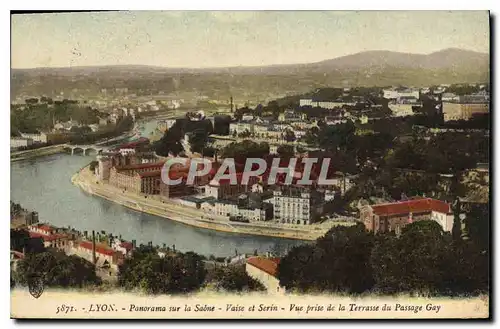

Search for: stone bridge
xmin=63 ymin=144 xmax=112 ymax=156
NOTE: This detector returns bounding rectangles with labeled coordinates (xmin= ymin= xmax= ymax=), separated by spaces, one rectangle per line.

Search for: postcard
xmin=10 ymin=10 xmax=490 ymax=320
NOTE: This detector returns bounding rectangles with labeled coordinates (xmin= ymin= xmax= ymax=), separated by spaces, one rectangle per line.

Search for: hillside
xmin=11 ymin=48 xmax=489 ymax=100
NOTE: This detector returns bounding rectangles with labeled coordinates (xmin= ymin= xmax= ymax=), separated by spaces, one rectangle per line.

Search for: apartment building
xmin=359 ymin=198 xmax=453 ymax=234
xmin=268 ymin=187 xmax=324 ymax=225
xmin=443 ymin=102 xmax=489 ymax=122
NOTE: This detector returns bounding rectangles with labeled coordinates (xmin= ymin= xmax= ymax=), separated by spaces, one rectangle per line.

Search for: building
xmin=204 ymin=173 xmax=257 ymax=200
xmin=111 ymin=239 xmax=134 ymax=257
xmin=299 ymin=99 xmax=356 ymax=109
xmin=109 ymin=167 xmax=141 ymax=193
xmin=108 ymin=161 xmax=164 ymax=193
xmin=229 ymin=122 xmax=254 ymax=135
xmin=10 ymin=137 xmax=33 ymax=149
xmin=441 ymin=92 xmax=459 ymax=102
xmin=246 ymin=257 xmax=285 ymax=294
xmin=442 ymin=102 xmax=489 ymax=122
xmin=29 ymin=223 xmax=56 ymax=236
xmin=242 ymin=114 xmax=255 ymax=121
xmin=177 ymin=196 xmax=213 ymax=209
xmin=278 ymin=110 xmax=304 ymax=123
xmin=76 ymin=240 xmax=121 ymax=270
xmin=199 ymin=195 xmax=273 ymax=222
xmin=268 ymin=187 xmax=324 ymax=225
xmin=20 ymin=132 xmax=48 ymax=144
xmin=383 ymin=88 xmax=420 ymax=100
xmin=360 ymin=198 xmax=453 ymax=234
xmin=118 ymin=148 xmax=136 ymax=156
xmin=109 ymin=166 xmax=169 ymax=195
xmin=28 ymin=224 xmax=73 ymax=251
xmin=96 ymin=155 xmax=112 ymax=180
xmin=11 ymin=210 xmax=39 ymax=229
xmin=324 ymin=115 xmax=348 ymax=125
xmin=29 ymin=231 xmax=72 ymax=250
xmin=389 ymin=104 xmax=415 ymax=117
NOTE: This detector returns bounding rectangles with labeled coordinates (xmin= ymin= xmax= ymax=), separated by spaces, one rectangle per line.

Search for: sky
xmin=11 ymin=11 xmax=490 ymax=69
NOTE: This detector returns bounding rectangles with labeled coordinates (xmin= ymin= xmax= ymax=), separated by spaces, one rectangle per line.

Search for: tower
xmin=230 ymin=96 xmax=234 ymax=112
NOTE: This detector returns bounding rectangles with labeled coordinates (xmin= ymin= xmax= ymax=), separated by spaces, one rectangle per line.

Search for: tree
xmin=10 ymin=229 xmax=45 ymax=254
xmin=220 ymin=140 xmax=269 ymax=165
xmin=284 ymin=129 xmax=296 ymax=142
xmin=14 ymin=250 xmax=101 ymax=288
xmin=464 ymin=203 xmax=489 ymax=251
xmin=118 ymin=247 xmax=206 ymax=294
xmin=371 ymin=220 xmax=488 ymax=296
xmin=278 ymin=224 xmax=375 ymax=294
xmin=213 ymin=265 xmax=265 ymax=292
xmin=188 ymin=129 xmax=209 ymax=154
xmin=153 ymin=123 xmax=184 ymax=156
xmin=276 ymin=144 xmax=295 ymax=158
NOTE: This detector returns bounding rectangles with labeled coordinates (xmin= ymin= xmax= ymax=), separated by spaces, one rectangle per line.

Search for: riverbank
xmin=10 ymin=126 xmax=138 ymax=163
xmin=72 ymin=165 xmax=349 ymax=241
xmin=11 ymin=144 xmax=66 ymax=162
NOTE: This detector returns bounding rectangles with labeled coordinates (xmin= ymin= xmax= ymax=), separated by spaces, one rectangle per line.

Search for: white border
xmin=3 ymin=2 xmax=497 ymax=328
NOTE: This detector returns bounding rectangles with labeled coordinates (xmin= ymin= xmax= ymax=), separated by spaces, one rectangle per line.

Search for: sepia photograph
xmin=9 ymin=9 xmax=491 ymax=320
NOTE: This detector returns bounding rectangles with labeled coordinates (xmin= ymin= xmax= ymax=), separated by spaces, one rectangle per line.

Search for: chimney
xmin=92 ymin=230 xmax=96 ymax=265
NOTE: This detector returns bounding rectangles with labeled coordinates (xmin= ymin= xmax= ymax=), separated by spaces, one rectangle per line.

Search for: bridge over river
xmin=62 ymin=143 xmax=112 ymax=155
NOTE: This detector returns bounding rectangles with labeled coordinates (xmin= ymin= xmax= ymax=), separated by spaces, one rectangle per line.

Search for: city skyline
xmin=11 ymin=11 xmax=490 ymax=69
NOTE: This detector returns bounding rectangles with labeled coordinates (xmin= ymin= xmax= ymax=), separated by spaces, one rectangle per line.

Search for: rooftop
xmin=138 ymin=170 xmax=162 ymax=178
xmin=246 ymin=257 xmax=281 ymax=278
xmin=116 ymin=161 xmax=165 ymax=172
xmin=79 ymin=240 xmax=115 ymax=257
xmin=371 ymin=198 xmax=451 ymax=217
xmin=29 ymin=232 xmax=70 ymax=242
xmin=119 ymin=241 xmax=134 ymax=251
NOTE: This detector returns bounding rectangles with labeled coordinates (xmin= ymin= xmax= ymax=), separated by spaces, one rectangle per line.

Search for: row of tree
xmin=278 ymin=222 xmax=488 ymax=296
xmin=11 ymin=101 xmax=102 ymax=134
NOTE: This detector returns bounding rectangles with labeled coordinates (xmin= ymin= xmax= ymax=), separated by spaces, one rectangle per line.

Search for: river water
xmin=10 ymin=120 xmax=307 ymax=257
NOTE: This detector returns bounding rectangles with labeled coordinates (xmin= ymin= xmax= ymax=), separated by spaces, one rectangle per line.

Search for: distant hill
xmin=11 ymin=48 xmax=489 ymax=100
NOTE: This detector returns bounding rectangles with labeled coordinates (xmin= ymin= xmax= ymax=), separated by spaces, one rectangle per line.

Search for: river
xmin=10 ymin=119 xmax=307 ymax=257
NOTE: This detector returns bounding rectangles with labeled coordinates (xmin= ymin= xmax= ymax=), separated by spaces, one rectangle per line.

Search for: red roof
xmin=138 ymin=170 xmax=162 ymax=178
xmin=117 ymin=161 xmax=165 ymax=172
xmin=35 ymin=224 xmax=56 ymax=233
xmin=113 ymin=137 xmax=150 ymax=150
xmin=246 ymin=257 xmax=281 ymax=277
xmin=371 ymin=198 xmax=451 ymax=217
xmin=79 ymin=240 xmax=115 ymax=257
xmin=29 ymin=232 xmax=69 ymax=242
xmin=119 ymin=241 xmax=133 ymax=251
